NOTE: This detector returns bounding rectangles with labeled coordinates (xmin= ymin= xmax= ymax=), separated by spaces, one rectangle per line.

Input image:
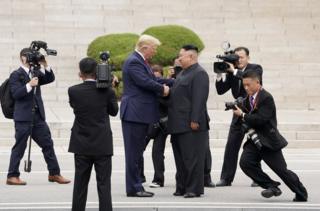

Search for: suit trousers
xmin=151 ymin=131 xmax=168 ymax=184
xmin=171 ymin=130 xmax=208 ymax=195
xmin=72 ymin=154 xmax=112 ymax=211
xmin=121 ymin=120 xmax=148 ymax=193
xmin=220 ymin=115 xmax=245 ymax=183
xmin=240 ymin=142 xmax=308 ymax=199
xmin=8 ymin=111 xmax=60 ymax=178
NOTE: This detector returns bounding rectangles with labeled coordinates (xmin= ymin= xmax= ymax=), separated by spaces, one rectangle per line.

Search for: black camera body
xmin=171 ymin=66 xmax=182 ymax=79
xmin=225 ymin=97 xmax=244 ymax=111
xmin=213 ymin=42 xmax=239 ymax=74
xmin=242 ymin=123 xmax=263 ymax=150
xmin=25 ymin=41 xmax=57 ymax=70
xmin=96 ymin=51 xmax=116 ymax=88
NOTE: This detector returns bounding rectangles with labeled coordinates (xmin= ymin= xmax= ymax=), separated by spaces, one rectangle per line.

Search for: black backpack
xmin=0 ymin=78 xmax=14 ymax=119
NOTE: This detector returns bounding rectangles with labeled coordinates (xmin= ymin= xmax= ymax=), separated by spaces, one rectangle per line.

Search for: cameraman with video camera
xmin=6 ymin=46 xmax=70 ymax=185
xmin=215 ymin=46 xmax=263 ymax=187
xmin=234 ymin=70 xmax=308 ymax=202
xmin=68 ymin=57 xmax=119 ymax=211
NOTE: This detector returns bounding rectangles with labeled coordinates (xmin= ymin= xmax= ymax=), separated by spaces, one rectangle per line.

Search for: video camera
xmin=25 ymin=41 xmax=57 ymax=70
xmin=96 ymin=51 xmax=116 ymax=88
xmin=213 ymin=41 xmax=239 ymax=74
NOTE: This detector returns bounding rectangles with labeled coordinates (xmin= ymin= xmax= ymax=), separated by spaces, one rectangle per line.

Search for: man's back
xmin=68 ymin=81 xmax=118 ymax=156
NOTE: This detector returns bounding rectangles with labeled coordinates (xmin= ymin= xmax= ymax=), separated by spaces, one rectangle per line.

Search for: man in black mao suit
xmin=215 ymin=47 xmax=263 ymax=187
xmin=68 ymin=58 xmax=119 ymax=211
xmin=7 ymin=48 xmax=70 ymax=185
xmin=234 ymin=70 xmax=308 ymax=202
xmin=168 ymin=45 xmax=210 ymax=198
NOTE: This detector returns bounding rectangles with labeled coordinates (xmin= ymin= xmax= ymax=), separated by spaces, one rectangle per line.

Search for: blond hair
xmin=135 ymin=34 xmax=161 ymax=50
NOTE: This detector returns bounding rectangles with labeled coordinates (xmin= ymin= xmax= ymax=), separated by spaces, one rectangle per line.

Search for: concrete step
xmin=1 ymin=109 xmax=320 ymax=148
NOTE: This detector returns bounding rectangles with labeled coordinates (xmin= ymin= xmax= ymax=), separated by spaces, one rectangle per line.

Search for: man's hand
xmin=167 ymin=67 xmax=175 ymax=78
xmin=112 ymin=75 xmax=119 ymax=87
xmin=190 ymin=121 xmax=200 ymax=131
xmin=225 ymin=62 xmax=235 ymax=73
xmin=163 ymin=84 xmax=170 ymax=97
xmin=29 ymin=77 xmax=39 ymax=87
xmin=233 ymin=105 xmax=243 ymax=117
xmin=39 ymin=58 xmax=48 ymax=69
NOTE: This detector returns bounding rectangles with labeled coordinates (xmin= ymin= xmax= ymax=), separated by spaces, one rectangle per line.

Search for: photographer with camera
xmin=215 ymin=46 xmax=263 ymax=187
xmin=6 ymin=47 xmax=70 ymax=185
xmin=234 ymin=70 xmax=308 ymax=202
xmin=68 ymin=57 xmax=118 ymax=211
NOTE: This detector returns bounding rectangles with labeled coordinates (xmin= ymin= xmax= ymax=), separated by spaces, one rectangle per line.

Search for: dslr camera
xmin=25 ymin=41 xmax=57 ymax=70
xmin=96 ymin=51 xmax=116 ymax=88
xmin=225 ymin=97 xmax=244 ymax=111
xmin=213 ymin=41 xmax=239 ymax=74
xmin=242 ymin=123 xmax=263 ymax=150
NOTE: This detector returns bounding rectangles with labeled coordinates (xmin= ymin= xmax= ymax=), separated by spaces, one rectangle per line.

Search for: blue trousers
xmin=7 ymin=111 xmax=60 ymax=178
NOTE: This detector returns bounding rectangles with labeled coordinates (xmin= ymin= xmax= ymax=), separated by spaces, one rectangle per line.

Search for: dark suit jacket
xmin=68 ymin=81 xmax=118 ymax=156
xmin=242 ymin=88 xmax=288 ymax=151
xmin=120 ymin=51 xmax=174 ymax=124
xmin=9 ymin=67 xmax=55 ymax=121
xmin=167 ymin=63 xmax=210 ymax=134
xmin=215 ymin=63 xmax=263 ymax=99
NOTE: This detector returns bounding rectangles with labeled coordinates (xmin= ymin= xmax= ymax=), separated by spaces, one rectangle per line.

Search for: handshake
xmin=163 ymin=84 xmax=170 ymax=97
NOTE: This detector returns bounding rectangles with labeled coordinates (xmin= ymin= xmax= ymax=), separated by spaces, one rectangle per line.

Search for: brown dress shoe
xmin=48 ymin=175 xmax=71 ymax=184
xmin=6 ymin=177 xmax=27 ymax=185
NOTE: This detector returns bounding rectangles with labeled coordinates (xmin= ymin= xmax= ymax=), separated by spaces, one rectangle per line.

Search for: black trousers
xmin=151 ymin=131 xmax=168 ymax=184
xmin=220 ymin=114 xmax=245 ymax=183
xmin=72 ymin=154 xmax=112 ymax=211
xmin=171 ymin=131 xmax=208 ymax=195
xmin=240 ymin=142 xmax=308 ymax=199
xmin=8 ymin=111 xmax=60 ymax=178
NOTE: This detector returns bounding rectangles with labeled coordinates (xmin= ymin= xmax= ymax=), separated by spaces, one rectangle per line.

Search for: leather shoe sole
xmin=184 ymin=192 xmax=200 ymax=198
xmin=127 ymin=191 xmax=154 ymax=197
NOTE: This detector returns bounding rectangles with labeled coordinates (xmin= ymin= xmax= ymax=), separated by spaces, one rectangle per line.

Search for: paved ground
xmin=0 ymin=145 xmax=319 ymax=210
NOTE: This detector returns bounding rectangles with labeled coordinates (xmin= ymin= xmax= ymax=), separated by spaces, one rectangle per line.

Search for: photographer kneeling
xmin=233 ymin=70 xmax=308 ymax=202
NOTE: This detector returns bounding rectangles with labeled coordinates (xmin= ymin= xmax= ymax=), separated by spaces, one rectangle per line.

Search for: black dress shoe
xmin=204 ymin=181 xmax=216 ymax=188
xmin=261 ymin=187 xmax=282 ymax=198
xmin=184 ymin=192 xmax=200 ymax=198
xmin=127 ymin=191 xmax=154 ymax=197
xmin=293 ymin=195 xmax=308 ymax=202
xmin=173 ymin=190 xmax=185 ymax=196
xmin=216 ymin=179 xmax=231 ymax=187
xmin=251 ymin=181 xmax=259 ymax=187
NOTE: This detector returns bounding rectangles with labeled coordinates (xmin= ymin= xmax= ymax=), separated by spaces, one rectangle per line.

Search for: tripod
xmin=24 ymin=66 xmax=38 ymax=173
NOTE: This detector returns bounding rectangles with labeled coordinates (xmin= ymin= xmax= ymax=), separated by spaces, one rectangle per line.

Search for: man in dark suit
xmin=215 ymin=47 xmax=263 ymax=187
xmin=120 ymin=34 xmax=173 ymax=197
xmin=68 ymin=57 xmax=118 ymax=211
xmin=233 ymin=70 xmax=308 ymax=202
xmin=7 ymin=48 xmax=70 ymax=185
xmin=168 ymin=45 xmax=210 ymax=198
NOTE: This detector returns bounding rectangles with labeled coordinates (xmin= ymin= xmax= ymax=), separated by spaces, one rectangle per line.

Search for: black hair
xmin=181 ymin=44 xmax=199 ymax=53
xmin=79 ymin=57 xmax=97 ymax=76
xmin=234 ymin=46 xmax=250 ymax=56
xmin=20 ymin=48 xmax=31 ymax=57
xmin=242 ymin=70 xmax=261 ymax=81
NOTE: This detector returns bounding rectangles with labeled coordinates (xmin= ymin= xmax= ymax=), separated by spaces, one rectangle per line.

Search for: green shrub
xmin=87 ymin=33 xmax=139 ymax=70
xmin=142 ymin=25 xmax=205 ymax=66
